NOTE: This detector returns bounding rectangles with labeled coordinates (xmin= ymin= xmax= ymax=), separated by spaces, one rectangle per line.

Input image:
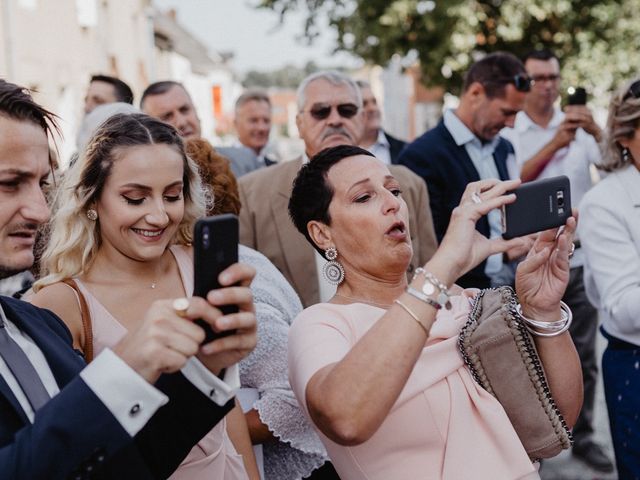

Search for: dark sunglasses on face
xmin=623 ymin=79 xmax=640 ymax=101
xmin=308 ymin=103 xmax=359 ymax=120
xmin=488 ymin=74 xmax=532 ymax=93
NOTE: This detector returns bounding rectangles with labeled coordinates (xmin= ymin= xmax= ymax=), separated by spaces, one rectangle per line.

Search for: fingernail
xmin=217 ymin=317 xmax=230 ymax=329
xmin=219 ymin=273 xmax=230 ymax=284
xmin=201 ymin=344 xmax=214 ymax=355
xmin=209 ymin=291 xmax=222 ymax=303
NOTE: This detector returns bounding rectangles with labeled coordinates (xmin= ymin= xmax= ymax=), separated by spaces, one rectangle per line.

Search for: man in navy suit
xmin=0 ymin=80 xmax=257 ymax=479
xmin=356 ymin=80 xmax=407 ymax=164
xmin=398 ymin=52 xmax=531 ymax=288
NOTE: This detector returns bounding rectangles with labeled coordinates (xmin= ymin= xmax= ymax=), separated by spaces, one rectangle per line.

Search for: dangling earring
xmin=322 ymin=247 xmax=345 ymax=285
xmin=86 ymin=209 xmax=98 ymax=221
xmin=622 ymin=147 xmax=632 ymax=163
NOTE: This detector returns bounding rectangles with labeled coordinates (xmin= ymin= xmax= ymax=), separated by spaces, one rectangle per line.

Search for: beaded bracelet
xmin=412 ymin=267 xmax=452 ymax=310
xmin=516 ymin=301 xmax=573 ymax=337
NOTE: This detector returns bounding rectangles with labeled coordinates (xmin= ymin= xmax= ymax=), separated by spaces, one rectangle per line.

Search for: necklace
xmin=333 ymin=293 xmax=392 ymax=309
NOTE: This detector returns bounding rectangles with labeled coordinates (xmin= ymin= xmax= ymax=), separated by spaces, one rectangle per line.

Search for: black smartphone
xmin=193 ymin=214 xmax=239 ymax=343
xmin=567 ymin=87 xmax=587 ymax=106
xmin=502 ymin=176 xmax=572 ymax=240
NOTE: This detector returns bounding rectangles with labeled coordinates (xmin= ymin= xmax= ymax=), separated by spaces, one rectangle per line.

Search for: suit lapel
xmin=2 ymin=298 xmax=84 ymax=393
xmin=271 ymin=160 xmax=318 ymax=304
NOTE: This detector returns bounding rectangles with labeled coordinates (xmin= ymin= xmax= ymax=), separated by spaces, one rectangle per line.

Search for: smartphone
xmin=567 ymin=87 xmax=587 ymax=106
xmin=193 ymin=214 xmax=239 ymax=343
xmin=502 ymin=176 xmax=572 ymax=240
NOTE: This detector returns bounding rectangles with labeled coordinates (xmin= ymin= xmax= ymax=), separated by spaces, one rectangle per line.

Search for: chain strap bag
xmin=458 ymin=286 xmax=573 ymax=460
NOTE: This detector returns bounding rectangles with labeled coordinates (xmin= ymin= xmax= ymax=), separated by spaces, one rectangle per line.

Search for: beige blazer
xmin=238 ymin=158 xmax=438 ymax=307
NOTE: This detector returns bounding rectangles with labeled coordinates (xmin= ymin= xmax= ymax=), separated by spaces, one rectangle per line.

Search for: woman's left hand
xmin=515 ymin=215 xmax=577 ymax=319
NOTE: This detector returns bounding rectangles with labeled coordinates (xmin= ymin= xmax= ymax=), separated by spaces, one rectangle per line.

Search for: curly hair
xmin=600 ymin=78 xmax=640 ymax=172
xmin=185 ymin=138 xmax=241 ymax=215
xmin=35 ymin=113 xmax=209 ymax=290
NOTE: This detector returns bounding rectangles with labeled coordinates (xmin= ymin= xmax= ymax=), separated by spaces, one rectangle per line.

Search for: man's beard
xmin=0 ymin=264 xmax=27 ymax=280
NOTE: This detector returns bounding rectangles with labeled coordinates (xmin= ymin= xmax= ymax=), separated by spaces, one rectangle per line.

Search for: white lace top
xmin=238 ymin=245 xmax=327 ymax=479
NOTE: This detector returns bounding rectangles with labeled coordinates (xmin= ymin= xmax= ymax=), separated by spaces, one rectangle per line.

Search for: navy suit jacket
xmin=384 ymin=131 xmax=407 ymax=164
xmin=398 ymin=119 xmax=513 ymax=288
xmin=0 ymin=296 xmax=233 ymax=480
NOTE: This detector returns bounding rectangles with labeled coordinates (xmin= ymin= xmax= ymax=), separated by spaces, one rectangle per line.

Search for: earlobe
xmin=307 ymin=220 xmax=332 ymax=251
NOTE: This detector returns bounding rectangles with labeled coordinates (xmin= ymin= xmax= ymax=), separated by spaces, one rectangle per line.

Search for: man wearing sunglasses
xmin=238 ymin=70 xmax=438 ymax=309
xmin=398 ymin=52 xmax=530 ymax=289
xmin=500 ymin=49 xmax=613 ymax=474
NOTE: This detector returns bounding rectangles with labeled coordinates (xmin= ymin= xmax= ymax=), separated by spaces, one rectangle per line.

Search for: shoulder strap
xmin=60 ymin=279 xmax=94 ymax=363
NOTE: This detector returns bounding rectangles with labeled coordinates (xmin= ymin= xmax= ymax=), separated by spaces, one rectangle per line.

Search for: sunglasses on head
xmin=623 ymin=79 xmax=640 ymax=101
xmin=488 ymin=74 xmax=532 ymax=93
xmin=308 ymin=103 xmax=359 ymax=120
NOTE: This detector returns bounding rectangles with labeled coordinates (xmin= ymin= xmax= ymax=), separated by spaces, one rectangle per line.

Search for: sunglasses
xmin=623 ymin=79 xmax=640 ymax=101
xmin=488 ymin=74 xmax=532 ymax=93
xmin=307 ymin=103 xmax=359 ymax=120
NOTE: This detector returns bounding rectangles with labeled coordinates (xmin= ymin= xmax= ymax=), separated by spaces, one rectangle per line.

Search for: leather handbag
xmin=61 ymin=279 xmax=94 ymax=363
xmin=458 ymin=286 xmax=573 ymax=460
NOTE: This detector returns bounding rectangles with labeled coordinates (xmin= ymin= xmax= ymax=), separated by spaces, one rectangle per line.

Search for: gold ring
xmin=172 ymin=298 xmax=190 ymax=318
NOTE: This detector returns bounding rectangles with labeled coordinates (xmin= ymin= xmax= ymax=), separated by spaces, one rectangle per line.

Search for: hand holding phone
xmin=502 ymin=176 xmax=572 ymax=240
xmin=193 ymin=214 xmax=239 ymax=343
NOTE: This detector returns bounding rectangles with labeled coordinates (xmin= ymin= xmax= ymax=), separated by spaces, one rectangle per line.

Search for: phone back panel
xmin=193 ymin=214 xmax=239 ymax=341
xmin=502 ymin=176 xmax=572 ymax=239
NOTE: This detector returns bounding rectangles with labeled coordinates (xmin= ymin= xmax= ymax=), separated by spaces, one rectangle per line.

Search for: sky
xmin=152 ymin=0 xmax=362 ymax=74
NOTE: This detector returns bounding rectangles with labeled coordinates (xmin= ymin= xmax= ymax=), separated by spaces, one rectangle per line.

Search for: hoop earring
xmin=322 ymin=247 xmax=345 ymax=285
xmin=86 ymin=209 xmax=98 ymax=221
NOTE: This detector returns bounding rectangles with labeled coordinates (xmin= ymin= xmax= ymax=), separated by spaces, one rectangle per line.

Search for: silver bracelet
xmin=412 ymin=268 xmax=452 ymax=310
xmin=517 ymin=301 xmax=573 ymax=337
xmin=406 ymin=286 xmax=441 ymax=310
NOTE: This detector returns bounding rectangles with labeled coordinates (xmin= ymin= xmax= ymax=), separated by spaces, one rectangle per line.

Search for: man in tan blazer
xmin=239 ymin=71 xmax=437 ymax=307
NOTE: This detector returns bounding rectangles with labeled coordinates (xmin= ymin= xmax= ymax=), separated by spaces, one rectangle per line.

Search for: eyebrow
xmin=120 ymin=180 xmax=183 ymax=192
xmin=0 ymin=169 xmax=35 ymax=180
xmin=347 ymin=174 xmax=396 ymax=192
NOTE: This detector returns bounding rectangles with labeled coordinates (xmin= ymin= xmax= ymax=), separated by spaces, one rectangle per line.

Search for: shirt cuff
xmin=79 ymin=349 xmax=168 ymax=437
xmin=181 ymin=358 xmax=239 ymax=406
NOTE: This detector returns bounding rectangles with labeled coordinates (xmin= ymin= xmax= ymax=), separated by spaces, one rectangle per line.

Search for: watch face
xmin=422 ymin=282 xmax=435 ymax=296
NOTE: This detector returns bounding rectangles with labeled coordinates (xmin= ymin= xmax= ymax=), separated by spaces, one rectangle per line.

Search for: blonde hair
xmin=35 ymin=113 xmax=210 ymax=291
xmin=601 ymin=78 xmax=640 ymax=172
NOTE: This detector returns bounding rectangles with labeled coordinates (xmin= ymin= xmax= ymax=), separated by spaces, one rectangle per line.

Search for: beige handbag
xmin=458 ymin=286 xmax=573 ymax=460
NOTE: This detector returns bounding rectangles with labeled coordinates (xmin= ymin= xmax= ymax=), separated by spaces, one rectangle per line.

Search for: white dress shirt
xmin=0 ymin=304 xmax=238 ymax=431
xmin=364 ymin=129 xmax=392 ymax=165
xmin=501 ymin=109 xmax=601 ymax=268
xmin=578 ymin=164 xmax=640 ymax=346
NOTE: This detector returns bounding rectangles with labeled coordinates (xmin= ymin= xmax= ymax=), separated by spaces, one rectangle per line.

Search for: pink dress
xmin=288 ymin=290 xmax=541 ymax=480
xmin=74 ymin=245 xmax=249 ymax=480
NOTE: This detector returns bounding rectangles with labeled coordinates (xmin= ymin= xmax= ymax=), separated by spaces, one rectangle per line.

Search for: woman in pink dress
xmin=30 ymin=113 xmax=258 ymax=480
xmin=286 ymin=145 xmax=583 ymax=479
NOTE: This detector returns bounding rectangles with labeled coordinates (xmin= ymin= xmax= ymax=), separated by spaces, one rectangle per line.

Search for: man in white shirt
xmin=0 ymin=79 xmax=257 ymax=479
xmin=500 ymin=49 xmax=613 ymax=473
xmin=356 ymin=80 xmax=407 ymax=164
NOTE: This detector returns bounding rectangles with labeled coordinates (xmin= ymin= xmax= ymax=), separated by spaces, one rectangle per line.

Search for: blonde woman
xmin=30 ymin=113 xmax=259 ymax=480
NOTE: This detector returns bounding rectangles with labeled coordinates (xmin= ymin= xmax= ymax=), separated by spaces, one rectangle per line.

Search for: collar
xmin=375 ymin=129 xmax=389 ymax=147
xmin=443 ymin=109 xmax=499 ymax=150
xmin=515 ymin=107 xmax=564 ymax=132
xmin=617 ymin=163 xmax=640 ymax=207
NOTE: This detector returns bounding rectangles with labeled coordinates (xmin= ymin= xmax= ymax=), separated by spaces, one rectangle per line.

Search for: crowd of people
xmin=0 ymin=45 xmax=639 ymax=480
